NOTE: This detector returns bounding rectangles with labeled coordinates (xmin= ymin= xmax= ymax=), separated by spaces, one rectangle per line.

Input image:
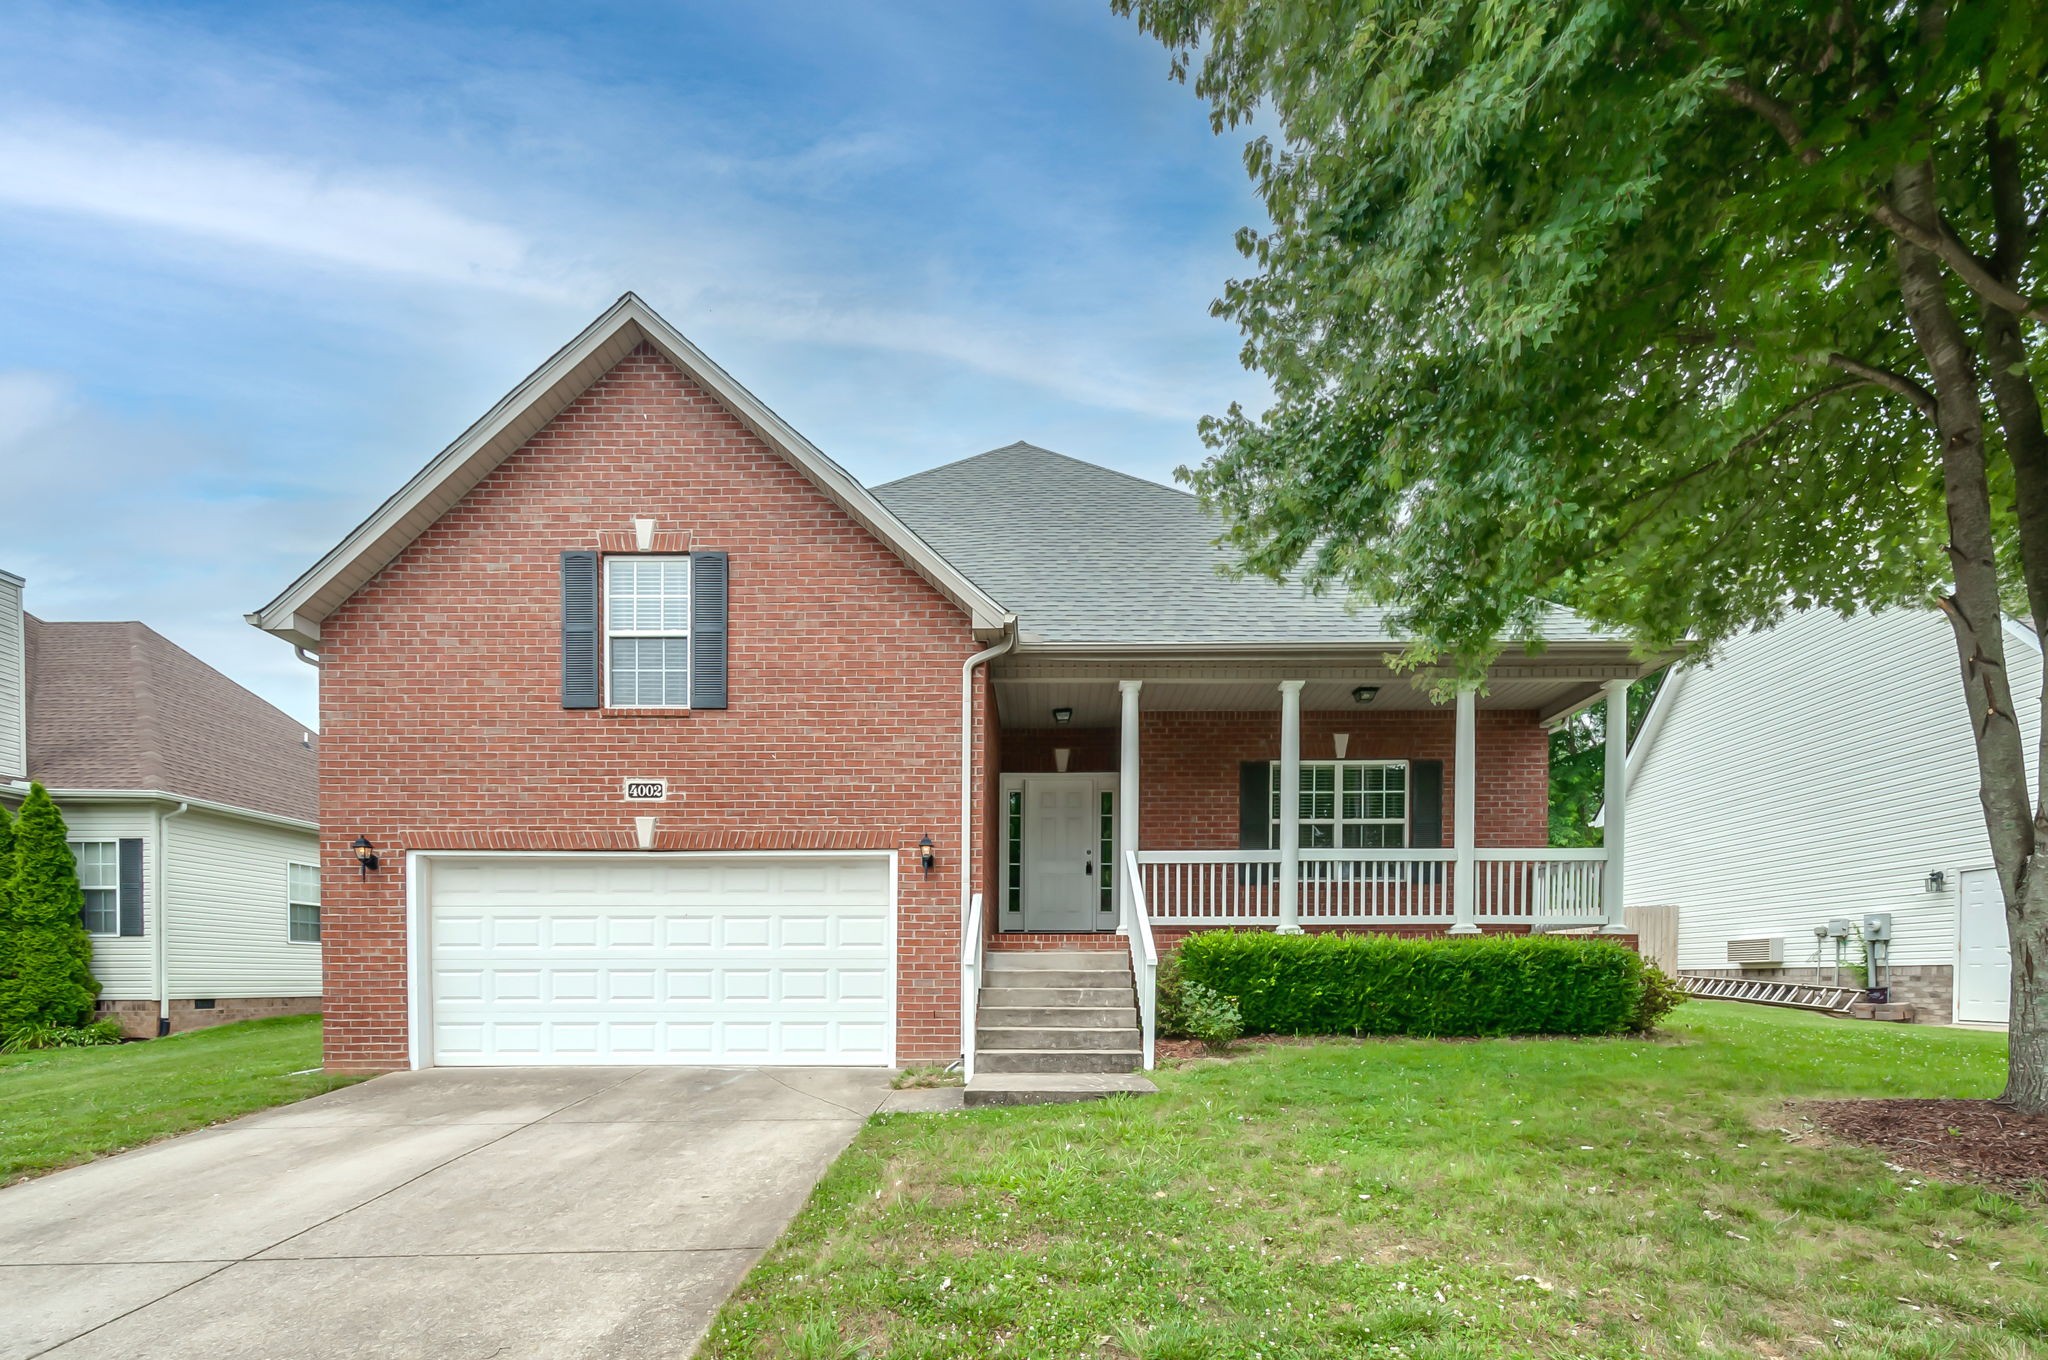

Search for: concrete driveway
xmin=1 ymin=1066 xmax=894 ymax=1359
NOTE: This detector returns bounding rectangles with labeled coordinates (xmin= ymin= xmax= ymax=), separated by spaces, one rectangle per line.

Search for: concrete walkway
xmin=0 ymin=1066 xmax=893 ymax=1359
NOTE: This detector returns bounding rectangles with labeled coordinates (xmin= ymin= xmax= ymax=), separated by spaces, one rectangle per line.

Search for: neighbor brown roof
xmin=24 ymin=617 xmax=316 ymax=823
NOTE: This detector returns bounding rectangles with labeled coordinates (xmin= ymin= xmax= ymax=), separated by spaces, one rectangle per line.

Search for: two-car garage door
xmin=426 ymin=854 xmax=892 ymax=1067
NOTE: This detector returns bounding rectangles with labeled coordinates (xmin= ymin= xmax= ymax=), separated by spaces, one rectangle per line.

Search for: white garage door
xmin=426 ymin=854 xmax=893 ymax=1066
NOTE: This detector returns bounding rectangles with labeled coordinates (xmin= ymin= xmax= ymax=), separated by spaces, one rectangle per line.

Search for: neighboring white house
xmin=0 ymin=569 xmax=321 ymax=1037
xmin=1624 ymin=606 xmax=2030 ymax=1024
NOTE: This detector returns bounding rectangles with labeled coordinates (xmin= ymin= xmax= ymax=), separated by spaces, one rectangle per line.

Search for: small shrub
xmin=1157 ymin=951 xmax=1245 ymax=1047
xmin=1 ymin=1019 xmax=124 ymax=1053
xmin=1155 ymin=952 xmax=1189 ymax=1034
xmin=1177 ymin=930 xmax=1650 ymax=1038
xmin=1630 ymin=960 xmax=1688 ymax=1033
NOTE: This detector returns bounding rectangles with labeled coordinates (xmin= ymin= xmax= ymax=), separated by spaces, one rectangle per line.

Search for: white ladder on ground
xmin=1677 ymin=972 xmax=1863 ymax=1013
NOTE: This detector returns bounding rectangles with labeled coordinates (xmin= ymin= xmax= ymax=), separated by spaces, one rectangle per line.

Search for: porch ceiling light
xmin=1351 ymin=685 xmax=1380 ymax=705
xmin=1052 ymin=706 xmax=1073 ymax=724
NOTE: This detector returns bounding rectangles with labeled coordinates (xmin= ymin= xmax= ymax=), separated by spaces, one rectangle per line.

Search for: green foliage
xmin=1549 ymin=669 xmax=1665 ymax=846
xmin=1158 ymin=953 xmax=1245 ymax=1048
xmin=1114 ymin=0 xmax=2047 ymax=669
xmin=0 ymin=785 xmax=100 ymax=1041
xmin=1177 ymin=930 xmax=1646 ymax=1036
xmin=1630 ymin=962 xmax=1689 ymax=1034
xmin=0 ymin=1020 xmax=123 ymax=1054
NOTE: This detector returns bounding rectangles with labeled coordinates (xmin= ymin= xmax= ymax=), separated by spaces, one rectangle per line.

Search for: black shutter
xmin=690 ymin=551 xmax=729 ymax=710
xmin=117 ymin=837 xmax=144 ymax=937
xmin=1410 ymin=760 xmax=1445 ymax=847
xmin=560 ymin=551 xmax=600 ymax=709
xmin=1238 ymin=760 xmax=1272 ymax=885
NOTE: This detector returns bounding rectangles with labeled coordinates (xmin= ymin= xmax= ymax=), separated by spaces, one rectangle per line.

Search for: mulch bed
xmin=1803 ymin=1098 xmax=2048 ymax=1198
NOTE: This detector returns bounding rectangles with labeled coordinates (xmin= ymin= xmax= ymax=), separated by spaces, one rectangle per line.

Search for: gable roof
xmin=21 ymin=617 xmax=316 ymax=823
xmin=875 ymin=442 xmax=1613 ymax=649
xmin=249 ymin=294 xmax=1010 ymax=650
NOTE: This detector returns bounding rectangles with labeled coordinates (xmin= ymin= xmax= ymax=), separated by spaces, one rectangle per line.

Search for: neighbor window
xmin=69 ymin=840 xmax=119 ymax=935
xmin=605 ymin=555 xmax=691 ymax=707
xmin=1270 ymin=760 xmax=1409 ymax=849
xmin=287 ymin=862 xmax=321 ymax=944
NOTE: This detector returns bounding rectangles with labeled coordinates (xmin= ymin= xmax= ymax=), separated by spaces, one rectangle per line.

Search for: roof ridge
xmin=875 ymin=441 xmax=1199 ymax=501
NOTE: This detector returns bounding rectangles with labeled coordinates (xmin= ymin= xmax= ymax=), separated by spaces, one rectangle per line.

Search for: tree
xmin=1551 ymin=672 xmax=1666 ymax=848
xmin=1116 ymin=1 xmax=2048 ymax=1108
xmin=0 ymin=784 xmax=99 ymax=1039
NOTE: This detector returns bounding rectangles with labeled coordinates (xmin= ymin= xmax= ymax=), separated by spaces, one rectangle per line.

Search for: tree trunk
xmin=1891 ymin=160 xmax=2045 ymax=1111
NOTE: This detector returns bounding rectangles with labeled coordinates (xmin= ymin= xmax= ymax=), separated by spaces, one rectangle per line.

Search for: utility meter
xmin=1862 ymin=913 xmax=1893 ymax=942
xmin=1826 ymin=918 xmax=1854 ymax=938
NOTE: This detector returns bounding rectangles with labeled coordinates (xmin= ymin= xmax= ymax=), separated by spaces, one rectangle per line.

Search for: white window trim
xmin=602 ymin=554 xmax=692 ymax=710
xmin=286 ymin=861 xmax=322 ymax=946
xmin=69 ymin=839 xmax=121 ymax=937
xmin=1270 ymin=758 xmax=1411 ymax=850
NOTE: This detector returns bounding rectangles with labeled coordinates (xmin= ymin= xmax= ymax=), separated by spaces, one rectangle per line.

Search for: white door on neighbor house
xmin=1022 ymin=775 xmax=1102 ymax=932
xmin=425 ymin=853 xmax=893 ymax=1066
xmin=1956 ymin=867 xmax=2012 ymax=1025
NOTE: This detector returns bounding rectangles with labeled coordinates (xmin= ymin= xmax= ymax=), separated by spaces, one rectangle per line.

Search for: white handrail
xmin=1132 ymin=846 xmax=1608 ymax=926
xmin=961 ymin=891 xmax=985 ymax=1081
xmin=1125 ymin=850 xmax=1158 ymax=1071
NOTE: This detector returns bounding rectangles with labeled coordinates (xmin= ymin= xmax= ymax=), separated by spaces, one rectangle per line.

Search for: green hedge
xmin=1175 ymin=931 xmax=1651 ymax=1037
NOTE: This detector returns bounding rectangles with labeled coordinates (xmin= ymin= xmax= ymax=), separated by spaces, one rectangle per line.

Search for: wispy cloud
xmin=0 ymin=116 xmax=574 ymax=297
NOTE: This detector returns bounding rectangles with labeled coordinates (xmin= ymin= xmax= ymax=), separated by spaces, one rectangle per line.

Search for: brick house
xmin=251 ymin=295 xmax=1662 ymax=1079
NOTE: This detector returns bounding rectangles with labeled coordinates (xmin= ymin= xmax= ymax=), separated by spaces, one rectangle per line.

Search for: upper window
xmin=1270 ymin=760 xmax=1409 ymax=849
xmin=69 ymin=840 xmax=119 ymax=935
xmin=605 ymin=556 xmax=691 ymax=707
xmin=287 ymin=862 xmax=321 ymax=944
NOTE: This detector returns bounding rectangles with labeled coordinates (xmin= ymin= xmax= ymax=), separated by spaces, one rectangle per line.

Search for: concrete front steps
xmin=966 ymin=948 xmax=1156 ymax=1107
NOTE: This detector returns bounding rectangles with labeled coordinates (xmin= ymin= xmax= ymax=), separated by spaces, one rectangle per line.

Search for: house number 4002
xmin=622 ymin=779 xmax=669 ymax=802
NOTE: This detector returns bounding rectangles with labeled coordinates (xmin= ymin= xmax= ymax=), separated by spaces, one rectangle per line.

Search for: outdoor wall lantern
xmin=919 ymin=835 xmax=936 ymax=876
xmin=1351 ymin=685 xmax=1380 ymax=705
xmin=351 ymin=835 xmax=380 ymax=878
xmin=1052 ymin=706 xmax=1073 ymax=724
xmin=1925 ymin=869 xmax=1949 ymax=893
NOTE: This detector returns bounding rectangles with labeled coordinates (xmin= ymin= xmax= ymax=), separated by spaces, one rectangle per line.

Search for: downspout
xmin=154 ymin=801 xmax=190 ymax=1037
xmin=959 ymin=625 xmax=1017 ymax=915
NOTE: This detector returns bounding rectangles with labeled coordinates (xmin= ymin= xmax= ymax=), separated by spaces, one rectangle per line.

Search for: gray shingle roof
xmin=875 ymin=443 xmax=1605 ymax=647
xmin=23 ymin=617 xmax=317 ymax=823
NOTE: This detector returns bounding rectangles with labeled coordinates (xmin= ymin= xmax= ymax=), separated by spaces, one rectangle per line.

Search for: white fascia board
xmin=250 ymin=293 xmax=1009 ymax=647
xmin=0 ymin=785 xmax=316 ymax=833
xmin=0 ymin=567 xmax=24 ymax=588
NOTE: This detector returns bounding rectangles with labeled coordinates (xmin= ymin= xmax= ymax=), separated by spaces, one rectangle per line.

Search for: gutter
xmin=154 ymin=801 xmax=189 ymax=1036
xmin=0 ymin=785 xmax=315 ymax=833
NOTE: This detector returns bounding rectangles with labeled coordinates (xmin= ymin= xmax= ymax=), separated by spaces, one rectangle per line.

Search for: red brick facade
xmin=317 ymin=345 xmax=987 ymax=1071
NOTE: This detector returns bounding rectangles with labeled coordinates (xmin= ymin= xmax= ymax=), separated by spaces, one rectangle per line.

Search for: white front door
xmin=424 ymin=853 xmax=893 ymax=1066
xmin=1021 ymin=776 xmax=1103 ymax=932
xmin=1956 ymin=867 xmax=2012 ymax=1025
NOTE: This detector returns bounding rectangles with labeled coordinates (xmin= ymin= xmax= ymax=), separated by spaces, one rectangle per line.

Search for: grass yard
xmin=0 ymin=1015 xmax=360 ymax=1185
xmin=705 ymin=1004 xmax=2042 ymax=1360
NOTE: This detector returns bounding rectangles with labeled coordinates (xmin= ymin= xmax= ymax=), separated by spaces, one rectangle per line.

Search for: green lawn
xmin=0 ymin=1015 xmax=361 ymax=1184
xmin=705 ymin=1004 xmax=2042 ymax=1360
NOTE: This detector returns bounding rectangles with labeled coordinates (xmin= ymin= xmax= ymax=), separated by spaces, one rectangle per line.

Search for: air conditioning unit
xmin=1726 ymin=937 xmax=1786 ymax=966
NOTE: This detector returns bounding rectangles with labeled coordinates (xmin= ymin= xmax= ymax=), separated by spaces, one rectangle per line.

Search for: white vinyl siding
xmin=288 ymin=862 xmax=321 ymax=944
xmin=604 ymin=556 xmax=690 ymax=708
xmin=165 ymin=808 xmax=321 ymax=998
xmin=40 ymin=801 xmax=156 ymax=999
xmin=69 ymin=840 xmax=119 ymax=934
xmin=1626 ymin=608 xmax=2042 ymax=976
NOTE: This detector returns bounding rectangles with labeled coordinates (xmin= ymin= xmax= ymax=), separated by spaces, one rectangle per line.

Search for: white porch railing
xmin=961 ymin=891 xmax=985 ymax=1081
xmin=1124 ymin=850 xmax=1158 ymax=1070
xmin=1133 ymin=848 xmax=1606 ymax=926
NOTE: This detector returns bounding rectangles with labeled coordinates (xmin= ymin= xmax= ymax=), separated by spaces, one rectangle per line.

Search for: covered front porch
xmin=984 ymin=656 xmax=1642 ymax=938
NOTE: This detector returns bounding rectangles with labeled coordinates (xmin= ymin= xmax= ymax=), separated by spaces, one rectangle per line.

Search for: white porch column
xmin=1117 ymin=680 xmax=1142 ymax=933
xmin=1601 ymin=678 xmax=1630 ymax=932
xmin=1277 ymin=680 xmax=1305 ymax=933
xmin=1449 ymin=686 xmax=1481 ymax=934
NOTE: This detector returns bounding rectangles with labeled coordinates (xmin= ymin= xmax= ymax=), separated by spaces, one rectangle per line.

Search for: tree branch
xmin=1820 ymin=353 xmax=1937 ymax=418
xmin=1726 ymin=380 xmax=1876 ymax=455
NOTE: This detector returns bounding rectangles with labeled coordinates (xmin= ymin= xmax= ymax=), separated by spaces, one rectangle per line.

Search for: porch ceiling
xmin=994 ymin=676 xmax=1614 ymax=728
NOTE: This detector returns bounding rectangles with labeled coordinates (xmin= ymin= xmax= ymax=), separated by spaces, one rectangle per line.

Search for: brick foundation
xmin=1684 ymin=964 xmax=1956 ymax=1023
xmin=95 ymin=996 xmax=323 ymax=1039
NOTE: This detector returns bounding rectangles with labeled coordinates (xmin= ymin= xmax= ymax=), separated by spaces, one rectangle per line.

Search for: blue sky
xmin=0 ymin=1 xmax=1264 ymax=725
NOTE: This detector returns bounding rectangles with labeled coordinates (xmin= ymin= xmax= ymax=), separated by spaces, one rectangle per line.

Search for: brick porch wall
xmin=319 ymin=344 xmax=984 ymax=1073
